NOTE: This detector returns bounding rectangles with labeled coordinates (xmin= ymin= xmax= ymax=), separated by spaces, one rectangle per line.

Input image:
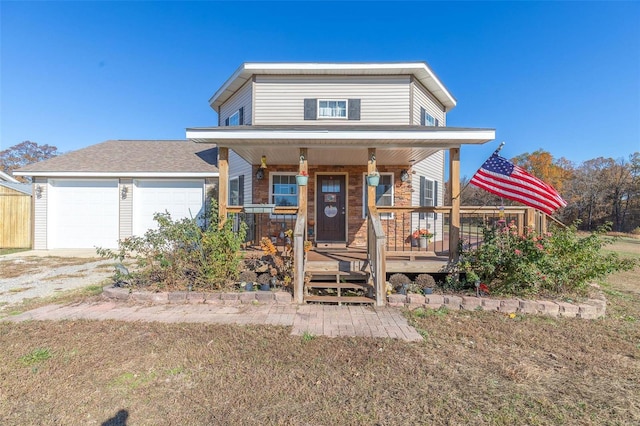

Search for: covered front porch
xmin=187 ymin=125 xmax=497 ymax=306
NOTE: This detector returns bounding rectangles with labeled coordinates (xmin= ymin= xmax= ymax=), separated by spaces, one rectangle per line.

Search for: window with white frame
xmin=318 ymin=100 xmax=347 ymax=118
xmin=420 ymin=177 xmax=437 ymax=219
xmin=420 ymin=107 xmax=439 ymax=127
xmin=228 ymin=111 xmax=240 ymax=126
xmin=363 ymin=173 xmax=394 ymax=219
xmin=270 ymin=173 xmax=298 ymax=207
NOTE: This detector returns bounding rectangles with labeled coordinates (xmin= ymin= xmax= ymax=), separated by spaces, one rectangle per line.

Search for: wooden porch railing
xmin=367 ymin=206 xmax=387 ymax=307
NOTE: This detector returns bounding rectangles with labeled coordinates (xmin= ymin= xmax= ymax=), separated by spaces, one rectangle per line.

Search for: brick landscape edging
xmin=103 ymin=286 xmax=606 ymax=319
xmin=388 ymin=288 xmax=607 ymax=319
xmin=102 ymin=286 xmax=293 ymax=305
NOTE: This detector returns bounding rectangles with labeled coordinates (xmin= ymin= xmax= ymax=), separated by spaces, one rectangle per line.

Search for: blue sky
xmin=1 ymin=1 xmax=638 ymax=178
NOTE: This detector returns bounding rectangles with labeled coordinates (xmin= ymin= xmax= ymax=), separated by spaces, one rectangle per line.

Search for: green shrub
xmin=97 ymin=199 xmax=247 ymax=291
xmin=459 ymin=221 xmax=637 ymax=297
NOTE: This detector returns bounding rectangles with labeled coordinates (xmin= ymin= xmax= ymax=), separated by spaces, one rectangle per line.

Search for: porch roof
xmin=186 ymin=125 xmax=495 ymax=166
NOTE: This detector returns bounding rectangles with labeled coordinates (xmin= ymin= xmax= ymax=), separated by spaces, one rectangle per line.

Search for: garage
xmin=133 ymin=179 xmax=205 ymax=235
xmin=48 ymin=179 xmax=120 ymax=248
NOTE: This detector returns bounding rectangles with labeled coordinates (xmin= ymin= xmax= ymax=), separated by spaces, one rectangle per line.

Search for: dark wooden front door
xmin=316 ymin=175 xmax=346 ymax=242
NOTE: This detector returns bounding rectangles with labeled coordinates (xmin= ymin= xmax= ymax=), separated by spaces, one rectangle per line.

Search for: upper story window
xmin=224 ymin=107 xmax=244 ymax=126
xmin=304 ymin=98 xmax=360 ymax=121
xmin=420 ymin=107 xmax=439 ymax=127
xmin=318 ymin=100 xmax=347 ymax=118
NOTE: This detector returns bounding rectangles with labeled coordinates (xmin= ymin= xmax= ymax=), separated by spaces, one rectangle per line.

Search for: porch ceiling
xmin=186 ymin=125 xmax=496 ymax=166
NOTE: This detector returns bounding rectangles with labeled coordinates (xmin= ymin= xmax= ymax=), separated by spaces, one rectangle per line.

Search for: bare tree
xmin=0 ymin=141 xmax=60 ymax=182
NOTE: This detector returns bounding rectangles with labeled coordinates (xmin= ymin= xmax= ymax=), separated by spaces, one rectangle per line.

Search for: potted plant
xmin=412 ymin=229 xmax=434 ymax=249
xmin=257 ymin=273 xmax=272 ymax=291
xmin=366 ymin=170 xmax=380 ymax=186
xmin=415 ymin=273 xmax=436 ymax=295
xmin=239 ymin=270 xmax=257 ymax=291
xmin=389 ymin=273 xmax=411 ymax=295
xmin=296 ymin=170 xmax=309 ymax=186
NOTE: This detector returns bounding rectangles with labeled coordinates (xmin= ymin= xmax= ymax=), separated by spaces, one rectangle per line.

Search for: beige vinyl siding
xmin=220 ymin=80 xmax=252 ymax=125
xmin=412 ymin=80 xmax=446 ymax=126
xmin=253 ymin=75 xmax=410 ymax=125
xmin=411 ymin=151 xmax=445 ymax=241
xmin=33 ymin=177 xmax=47 ymax=249
xmin=119 ymin=178 xmax=133 ymax=240
xmin=229 ymin=150 xmax=252 ymax=204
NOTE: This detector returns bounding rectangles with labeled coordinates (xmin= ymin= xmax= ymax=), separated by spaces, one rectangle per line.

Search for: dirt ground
xmin=0 ymin=239 xmax=637 ymax=425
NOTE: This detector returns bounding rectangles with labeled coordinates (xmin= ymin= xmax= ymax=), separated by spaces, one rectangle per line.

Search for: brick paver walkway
xmin=3 ymin=301 xmax=423 ymax=342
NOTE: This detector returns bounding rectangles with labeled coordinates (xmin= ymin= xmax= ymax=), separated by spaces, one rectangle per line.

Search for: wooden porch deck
xmin=306 ymin=247 xmax=449 ymax=274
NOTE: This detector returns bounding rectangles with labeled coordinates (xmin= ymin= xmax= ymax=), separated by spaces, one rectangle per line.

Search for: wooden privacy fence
xmin=0 ymin=187 xmax=32 ymax=248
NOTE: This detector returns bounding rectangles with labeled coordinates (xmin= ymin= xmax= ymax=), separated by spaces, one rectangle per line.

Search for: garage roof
xmin=14 ymin=140 xmax=219 ymax=178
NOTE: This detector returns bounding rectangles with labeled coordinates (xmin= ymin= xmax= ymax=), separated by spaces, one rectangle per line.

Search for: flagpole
xmin=493 ymin=141 xmax=506 ymax=156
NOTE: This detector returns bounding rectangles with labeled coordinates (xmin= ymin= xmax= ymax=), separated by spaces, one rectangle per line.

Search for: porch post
xmin=298 ymin=148 xmax=308 ymax=216
xmin=218 ymin=147 xmax=229 ymax=223
xmin=367 ymin=148 xmax=376 ymax=209
xmin=294 ymin=148 xmax=308 ymax=304
xmin=449 ymin=147 xmax=460 ymax=262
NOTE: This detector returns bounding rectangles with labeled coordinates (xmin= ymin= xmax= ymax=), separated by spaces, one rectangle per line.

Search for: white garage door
xmin=48 ymin=179 xmax=119 ymax=249
xmin=133 ymin=180 xmax=204 ymax=235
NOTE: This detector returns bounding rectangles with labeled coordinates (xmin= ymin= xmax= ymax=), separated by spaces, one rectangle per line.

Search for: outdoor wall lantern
xmin=35 ymin=184 xmax=43 ymax=199
xmin=400 ymin=169 xmax=410 ymax=182
xmin=121 ymin=185 xmax=128 ymax=200
xmin=256 ymin=155 xmax=267 ymax=180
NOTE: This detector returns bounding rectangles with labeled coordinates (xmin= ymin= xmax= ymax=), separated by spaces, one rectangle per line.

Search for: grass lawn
xmin=0 ymin=247 xmax=638 ymax=424
xmin=0 ymin=248 xmax=29 ymax=256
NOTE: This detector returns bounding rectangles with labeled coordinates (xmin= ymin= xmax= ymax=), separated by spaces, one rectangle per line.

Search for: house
xmin=186 ymin=62 xmax=497 ymax=305
xmin=14 ymin=140 xmax=218 ymax=249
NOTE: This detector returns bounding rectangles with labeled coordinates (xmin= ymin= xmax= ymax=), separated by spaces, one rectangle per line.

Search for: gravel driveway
xmin=0 ymin=250 xmax=115 ymax=309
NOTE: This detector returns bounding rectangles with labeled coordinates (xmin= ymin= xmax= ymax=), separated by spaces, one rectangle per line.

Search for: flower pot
xmin=423 ymin=287 xmax=433 ymax=295
xmin=296 ymin=175 xmax=308 ymax=186
xmin=260 ymin=284 xmax=270 ymax=291
xmin=419 ymin=237 xmax=428 ymax=249
xmin=245 ymin=282 xmax=254 ymax=291
xmin=367 ymin=175 xmax=380 ymax=186
xmin=398 ymin=283 xmax=408 ymax=295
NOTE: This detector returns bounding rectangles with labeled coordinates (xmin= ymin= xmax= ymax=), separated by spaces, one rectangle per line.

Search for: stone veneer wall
xmin=251 ymin=165 xmax=414 ymax=247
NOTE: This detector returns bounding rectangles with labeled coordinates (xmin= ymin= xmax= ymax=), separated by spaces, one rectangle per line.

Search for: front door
xmin=316 ymin=175 xmax=346 ymax=242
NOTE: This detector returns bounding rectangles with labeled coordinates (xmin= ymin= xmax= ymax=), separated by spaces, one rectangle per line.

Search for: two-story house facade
xmin=187 ymin=62 xmax=496 ymax=304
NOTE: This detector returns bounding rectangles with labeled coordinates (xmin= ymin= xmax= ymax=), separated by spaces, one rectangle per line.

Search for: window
xmin=420 ymin=107 xmax=439 ymax=127
xmin=229 ymin=176 xmax=244 ymax=206
xmin=228 ymin=111 xmax=239 ymax=126
xmin=318 ymin=100 xmax=347 ymax=118
xmin=363 ymin=173 xmax=394 ymax=219
xmin=270 ymin=174 xmax=298 ymax=207
xmin=420 ymin=177 xmax=437 ymax=219
xmin=224 ymin=107 xmax=244 ymax=126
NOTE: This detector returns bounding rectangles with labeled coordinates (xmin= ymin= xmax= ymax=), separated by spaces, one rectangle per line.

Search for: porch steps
xmin=304 ymin=270 xmax=375 ymax=305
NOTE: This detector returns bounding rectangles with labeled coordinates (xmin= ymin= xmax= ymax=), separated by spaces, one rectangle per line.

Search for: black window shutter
xmin=225 ymin=117 xmax=229 ymax=126
xmin=239 ymin=107 xmax=244 ymax=125
xmin=304 ymin=99 xmax=317 ymax=120
xmin=435 ymin=118 xmax=439 ymax=127
xmin=419 ymin=176 xmax=426 ymax=220
xmin=432 ymin=180 xmax=438 ymax=219
xmin=348 ymin=99 xmax=361 ymax=120
xmin=420 ymin=107 xmax=426 ymax=126
xmin=238 ymin=175 xmax=245 ymax=205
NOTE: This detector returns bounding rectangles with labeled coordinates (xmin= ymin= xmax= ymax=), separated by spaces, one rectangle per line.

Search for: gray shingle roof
xmin=15 ymin=140 xmax=218 ymax=175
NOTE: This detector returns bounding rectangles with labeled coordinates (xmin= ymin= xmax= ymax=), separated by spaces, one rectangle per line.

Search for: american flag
xmin=470 ymin=153 xmax=567 ymax=215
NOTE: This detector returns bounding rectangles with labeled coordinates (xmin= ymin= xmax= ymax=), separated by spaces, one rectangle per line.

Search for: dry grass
xmin=0 ymin=256 xmax=102 ymax=279
xmin=0 ymin=252 xmax=638 ymax=424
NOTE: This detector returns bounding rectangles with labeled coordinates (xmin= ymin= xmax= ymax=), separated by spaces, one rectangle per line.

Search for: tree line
xmin=461 ymin=149 xmax=640 ymax=233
